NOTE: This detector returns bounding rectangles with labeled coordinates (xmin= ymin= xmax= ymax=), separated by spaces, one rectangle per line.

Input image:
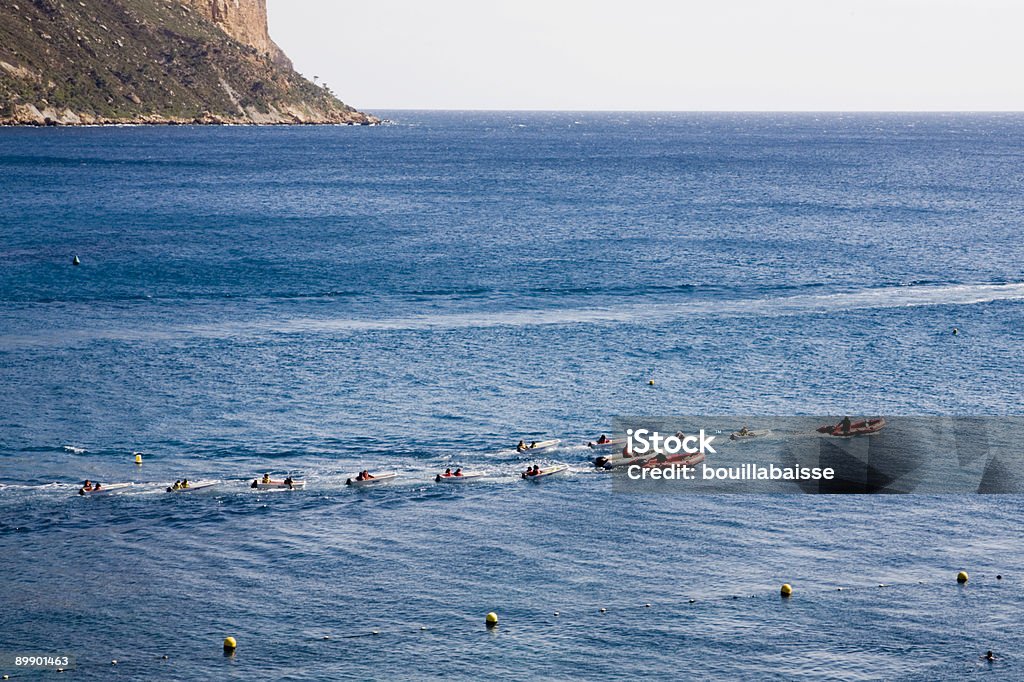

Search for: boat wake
xmin=269 ymin=281 xmax=1024 ymax=333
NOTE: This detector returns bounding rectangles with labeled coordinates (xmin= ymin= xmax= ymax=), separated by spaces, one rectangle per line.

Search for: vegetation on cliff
xmin=0 ymin=0 xmax=376 ymax=124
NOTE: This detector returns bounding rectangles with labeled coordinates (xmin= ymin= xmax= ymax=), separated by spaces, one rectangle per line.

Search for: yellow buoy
xmin=780 ymin=583 xmax=793 ymax=597
xmin=135 ymin=453 xmax=143 ymax=464
xmin=223 ymin=636 xmax=237 ymax=651
xmin=485 ymin=612 xmax=498 ymax=627
xmin=648 ymin=379 xmax=655 ymax=386
xmin=957 ymin=571 xmax=969 ymax=584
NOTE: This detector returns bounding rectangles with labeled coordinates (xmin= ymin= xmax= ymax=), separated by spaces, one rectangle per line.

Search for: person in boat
xmin=529 ymin=441 xmax=537 ymax=449
xmin=597 ymin=434 xmax=609 ymax=444
xmin=443 ymin=468 xmax=452 ymax=477
xmin=171 ymin=480 xmax=181 ymax=490
xmin=82 ymin=479 xmax=92 ymax=491
xmin=262 ymin=473 xmax=271 ymax=484
xmin=180 ymin=479 xmax=189 ymax=489
xmin=284 ymin=476 xmax=293 ymax=487
xmin=454 ymin=468 xmax=463 ymax=477
xmin=517 ymin=440 xmax=527 ymax=452
xmin=738 ymin=426 xmax=750 ymax=436
xmin=250 ymin=479 xmax=258 ymax=489
xmin=841 ymin=416 xmax=852 ymax=435
xmin=356 ymin=470 xmax=375 ymax=481
xmin=93 ymin=482 xmax=101 ymax=491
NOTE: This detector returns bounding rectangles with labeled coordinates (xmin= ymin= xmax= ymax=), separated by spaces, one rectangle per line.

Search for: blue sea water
xmin=1 ymin=112 xmax=1024 ymax=680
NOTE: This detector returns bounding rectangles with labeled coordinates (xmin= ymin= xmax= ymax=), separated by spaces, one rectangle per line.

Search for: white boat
xmin=166 ymin=480 xmax=220 ymax=493
xmin=587 ymin=438 xmax=625 ymax=450
xmin=434 ymin=472 xmax=486 ymax=483
xmin=522 ymin=463 xmax=569 ymax=481
xmin=518 ymin=439 xmax=561 ymax=453
xmin=729 ymin=429 xmax=771 ymax=441
xmin=78 ymin=482 xmax=132 ymax=496
xmin=252 ymin=479 xmax=306 ymax=490
xmin=346 ymin=472 xmax=398 ymax=487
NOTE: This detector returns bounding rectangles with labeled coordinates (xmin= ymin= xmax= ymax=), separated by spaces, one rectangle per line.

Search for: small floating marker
xmin=599 ymin=607 xmax=607 ymax=613
xmin=223 ymin=636 xmax=237 ymax=653
xmin=780 ymin=583 xmax=793 ymax=597
xmin=322 ymin=635 xmax=330 ymax=640
xmin=644 ymin=603 xmax=651 ymax=608
xmin=553 ymin=611 xmax=559 ymax=617
xmin=878 ymin=584 xmax=888 ymax=588
xmin=952 ymin=327 xmax=959 ymax=335
xmin=997 ymin=575 xmax=1002 ymax=580
xmin=688 ymin=599 xmax=695 ymax=604
xmin=648 ymin=379 xmax=655 ymax=386
xmin=162 ymin=655 xmax=168 ymax=660
xmin=485 ymin=612 xmax=498 ymax=628
xmin=134 ymin=453 xmax=143 ymax=464
xmin=420 ymin=626 xmax=427 ymax=630
xmin=72 ymin=255 xmax=80 ymax=266
xmin=111 ymin=660 xmax=118 ymax=665
xmin=836 ymin=587 xmax=843 ymax=591
xmin=957 ymin=570 xmax=969 ymax=584
xmin=371 ymin=630 xmax=379 ymax=635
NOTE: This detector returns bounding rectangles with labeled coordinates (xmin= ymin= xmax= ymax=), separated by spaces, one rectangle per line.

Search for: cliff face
xmin=0 ymin=0 xmax=375 ymax=125
xmin=180 ymin=0 xmax=291 ymax=68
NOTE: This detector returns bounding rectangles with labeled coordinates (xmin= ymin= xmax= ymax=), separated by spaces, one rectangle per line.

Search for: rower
xmin=454 ymin=468 xmax=463 ymax=477
xmin=284 ymin=476 xmax=293 ymax=487
xmin=529 ymin=441 xmax=537 ymax=449
xmin=597 ymin=434 xmax=608 ymax=444
xmin=443 ymin=468 xmax=452 ymax=477
xmin=262 ymin=473 xmax=271 ymax=484
xmin=841 ymin=416 xmax=852 ymax=434
xmin=93 ymin=482 xmax=101 ymax=491
xmin=172 ymin=480 xmax=181 ymax=490
xmin=517 ymin=440 xmax=527 ymax=452
xmin=180 ymin=479 xmax=188 ymax=489
xmin=251 ymin=479 xmax=258 ymax=489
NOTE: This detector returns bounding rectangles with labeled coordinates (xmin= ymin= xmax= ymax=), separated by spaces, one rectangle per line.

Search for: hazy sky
xmin=268 ymin=0 xmax=1023 ymax=111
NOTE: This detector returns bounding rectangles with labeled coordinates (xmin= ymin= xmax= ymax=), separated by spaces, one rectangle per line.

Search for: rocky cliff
xmin=0 ymin=0 xmax=376 ymax=125
xmin=180 ymin=0 xmax=291 ymax=68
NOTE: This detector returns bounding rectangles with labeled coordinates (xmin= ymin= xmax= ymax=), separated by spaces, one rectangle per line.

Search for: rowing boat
xmin=639 ymin=452 xmax=705 ymax=468
xmin=251 ymin=479 xmax=306 ymax=490
xmin=518 ymin=439 xmax=561 ymax=453
xmin=587 ymin=438 xmax=625 ymax=449
xmin=729 ymin=429 xmax=771 ymax=441
xmin=434 ymin=472 xmax=486 ymax=483
xmin=522 ymin=463 xmax=569 ymax=481
xmin=817 ymin=418 xmax=886 ymax=438
xmin=346 ymin=472 xmax=398 ymax=487
xmin=166 ymin=480 xmax=220 ymax=493
xmin=78 ymin=482 xmax=132 ymax=496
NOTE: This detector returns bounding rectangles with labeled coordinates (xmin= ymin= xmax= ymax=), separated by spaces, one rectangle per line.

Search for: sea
xmin=1 ymin=112 xmax=1023 ymax=680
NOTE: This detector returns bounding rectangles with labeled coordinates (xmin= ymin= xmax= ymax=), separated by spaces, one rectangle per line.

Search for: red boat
xmin=817 ymin=417 xmax=887 ymax=437
xmin=639 ymin=451 xmax=706 ymax=468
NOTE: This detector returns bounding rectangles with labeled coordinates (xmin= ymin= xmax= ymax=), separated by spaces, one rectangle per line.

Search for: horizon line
xmin=360 ymin=107 xmax=1024 ymax=114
